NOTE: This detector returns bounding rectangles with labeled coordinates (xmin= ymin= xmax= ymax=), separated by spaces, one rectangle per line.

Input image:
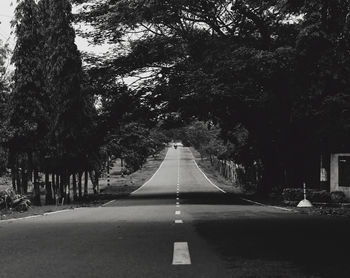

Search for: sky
xmin=0 ymin=0 xmax=15 ymax=46
xmin=0 ymin=0 xmax=111 ymax=55
xmin=0 ymin=0 xmax=152 ymax=86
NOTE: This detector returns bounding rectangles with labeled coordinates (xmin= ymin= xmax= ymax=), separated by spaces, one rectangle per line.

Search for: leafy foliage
xmin=73 ymin=0 xmax=350 ymax=193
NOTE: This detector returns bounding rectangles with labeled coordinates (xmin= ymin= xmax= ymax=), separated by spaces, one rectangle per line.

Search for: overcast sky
xmin=0 ymin=0 xmax=111 ymax=55
xmin=0 ymin=0 xmax=15 ymax=45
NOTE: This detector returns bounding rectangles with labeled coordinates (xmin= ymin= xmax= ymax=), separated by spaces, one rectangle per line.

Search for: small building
xmin=330 ymin=153 xmax=350 ymax=200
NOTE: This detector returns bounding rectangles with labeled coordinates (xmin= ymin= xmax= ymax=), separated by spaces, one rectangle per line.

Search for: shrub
xmin=282 ymin=188 xmax=331 ymax=202
xmin=282 ymin=188 xmax=304 ymax=202
xmin=330 ymin=191 xmax=347 ymax=203
xmin=309 ymin=190 xmax=331 ymax=202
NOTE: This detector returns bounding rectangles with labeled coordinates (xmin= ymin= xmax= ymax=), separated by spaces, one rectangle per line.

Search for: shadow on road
xmin=104 ymin=192 xmax=253 ymax=207
xmin=195 ymin=215 xmax=350 ymax=278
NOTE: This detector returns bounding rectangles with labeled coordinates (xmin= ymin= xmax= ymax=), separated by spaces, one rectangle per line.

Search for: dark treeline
xmin=0 ymin=0 xmax=168 ymax=205
xmin=73 ymin=0 xmax=350 ymax=194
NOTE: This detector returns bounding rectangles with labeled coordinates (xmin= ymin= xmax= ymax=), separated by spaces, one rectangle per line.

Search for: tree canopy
xmin=73 ymin=0 xmax=350 ymax=193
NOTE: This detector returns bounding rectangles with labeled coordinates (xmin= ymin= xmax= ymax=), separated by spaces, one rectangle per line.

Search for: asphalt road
xmin=1 ymin=147 xmax=350 ymax=278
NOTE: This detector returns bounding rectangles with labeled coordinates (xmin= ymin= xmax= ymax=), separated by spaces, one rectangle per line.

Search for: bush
xmin=0 ymin=188 xmax=31 ymax=211
xmin=282 ymin=188 xmax=304 ymax=202
xmin=282 ymin=188 xmax=331 ymax=202
xmin=330 ymin=191 xmax=347 ymax=203
xmin=309 ymin=190 xmax=331 ymax=202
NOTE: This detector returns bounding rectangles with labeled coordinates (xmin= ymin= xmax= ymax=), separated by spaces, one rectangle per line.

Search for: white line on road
xmin=192 ymin=159 xmax=226 ymax=193
xmin=240 ymin=197 xmax=294 ymax=212
xmin=131 ymin=148 xmax=170 ymax=194
xmin=175 ymin=220 xmax=183 ymax=224
xmin=0 ymin=209 xmax=72 ymax=223
xmin=176 ymin=202 xmax=179 ymax=205
xmin=176 ymin=197 xmax=179 ymax=200
xmin=176 ymin=205 xmax=180 ymax=208
xmin=175 ymin=211 xmax=181 ymax=215
xmin=172 ymin=242 xmax=191 ymax=265
xmin=101 ymin=199 xmax=116 ymax=207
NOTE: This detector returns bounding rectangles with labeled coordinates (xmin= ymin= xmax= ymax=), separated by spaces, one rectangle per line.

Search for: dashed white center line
xmin=176 ymin=197 xmax=179 ymax=200
xmin=175 ymin=211 xmax=181 ymax=215
xmin=172 ymin=242 xmax=191 ymax=265
xmin=176 ymin=205 xmax=180 ymax=208
xmin=176 ymin=202 xmax=179 ymax=205
xmin=175 ymin=220 xmax=183 ymax=224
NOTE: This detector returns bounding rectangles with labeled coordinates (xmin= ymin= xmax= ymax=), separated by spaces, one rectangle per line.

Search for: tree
xmin=0 ymin=41 xmax=10 ymax=175
xmin=38 ymin=0 xmax=96 ymax=203
xmin=7 ymin=0 xmax=97 ymax=205
xmin=74 ymin=0 xmax=350 ymax=194
xmin=9 ymin=0 xmax=48 ymax=203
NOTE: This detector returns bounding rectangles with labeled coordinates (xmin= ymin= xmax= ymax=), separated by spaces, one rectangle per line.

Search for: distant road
xmin=1 ymin=147 xmax=350 ymax=277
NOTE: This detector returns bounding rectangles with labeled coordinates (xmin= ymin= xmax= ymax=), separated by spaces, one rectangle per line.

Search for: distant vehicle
xmin=174 ymin=144 xmax=177 ymax=149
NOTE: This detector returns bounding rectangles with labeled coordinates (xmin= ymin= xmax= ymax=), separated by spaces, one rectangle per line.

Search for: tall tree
xmin=0 ymin=41 xmax=10 ymax=174
xmin=9 ymin=0 xmax=48 ymax=203
xmin=38 ymin=0 xmax=96 ymax=203
xmin=74 ymin=0 xmax=350 ymax=194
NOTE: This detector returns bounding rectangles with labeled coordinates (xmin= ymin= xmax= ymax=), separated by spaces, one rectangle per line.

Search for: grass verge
xmin=0 ymin=148 xmax=168 ymax=221
xmin=190 ymin=147 xmax=244 ymax=194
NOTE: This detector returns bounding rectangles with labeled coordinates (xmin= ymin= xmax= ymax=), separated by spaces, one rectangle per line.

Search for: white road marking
xmin=176 ymin=202 xmax=179 ymax=205
xmin=176 ymin=197 xmax=179 ymax=200
xmin=175 ymin=211 xmax=181 ymax=215
xmin=43 ymin=209 xmax=73 ymax=215
xmin=175 ymin=220 xmax=183 ymax=224
xmin=176 ymin=205 xmax=180 ymax=208
xmin=240 ymin=198 xmax=294 ymax=212
xmin=101 ymin=199 xmax=116 ymax=207
xmin=172 ymin=242 xmax=191 ymax=265
xmin=131 ymin=148 xmax=170 ymax=194
xmin=192 ymin=159 xmax=226 ymax=193
xmin=0 ymin=209 xmax=72 ymax=223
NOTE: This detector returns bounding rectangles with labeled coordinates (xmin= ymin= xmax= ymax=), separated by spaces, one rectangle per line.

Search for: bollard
xmin=297 ymin=182 xmax=313 ymax=207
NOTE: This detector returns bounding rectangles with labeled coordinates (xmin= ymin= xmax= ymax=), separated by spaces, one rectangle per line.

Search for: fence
xmin=209 ymin=156 xmax=261 ymax=189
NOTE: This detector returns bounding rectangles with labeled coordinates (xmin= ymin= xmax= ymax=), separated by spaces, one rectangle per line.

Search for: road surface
xmin=1 ymin=147 xmax=350 ymax=277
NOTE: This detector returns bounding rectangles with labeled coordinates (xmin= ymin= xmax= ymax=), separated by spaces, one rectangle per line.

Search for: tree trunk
xmin=51 ymin=173 xmax=56 ymax=202
xmin=59 ymin=174 xmax=64 ymax=204
xmin=45 ymin=171 xmax=54 ymax=205
xmin=89 ymin=170 xmax=100 ymax=194
xmin=66 ymin=174 xmax=71 ymax=204
xmin=84 ymin=171 xmax=88 ymax=195
xmin=72 ymin=173 xmax=77 ymax=201
xmin=121 ymin=158 xmax=124 ymax=177
xmin=16 ymin=163 xmax=21 ymax=194
xmin=11 ymin=167 xmax=16 ymax=191
xmin=78 ymin=172 xmax=82 ymax=199
xmin=258 ymin=152 xmax=286 ymax=195
xmin=33 ymin=169 xmax=41 ymax=206
xmin=27 ymin=152 xmax=33 ymax=183
xmin=21 ymin=167 xmax=27 ymax=195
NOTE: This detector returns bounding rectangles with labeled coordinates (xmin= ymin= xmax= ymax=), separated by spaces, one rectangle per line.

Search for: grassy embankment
xmin=189 ymin=147 xmax=245 ymax=194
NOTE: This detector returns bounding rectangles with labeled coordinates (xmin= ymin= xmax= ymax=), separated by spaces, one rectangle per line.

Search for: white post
xmin=297 ymin=182 xmax=313 ymax=207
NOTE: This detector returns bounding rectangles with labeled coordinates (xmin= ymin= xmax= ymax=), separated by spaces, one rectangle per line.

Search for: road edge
xmin=189 ymin=148 xmax=295 ymax=212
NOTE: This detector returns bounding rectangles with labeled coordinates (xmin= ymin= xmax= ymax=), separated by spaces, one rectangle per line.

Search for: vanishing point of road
xmin=1 ymin=147 xmax=350 ymax=278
